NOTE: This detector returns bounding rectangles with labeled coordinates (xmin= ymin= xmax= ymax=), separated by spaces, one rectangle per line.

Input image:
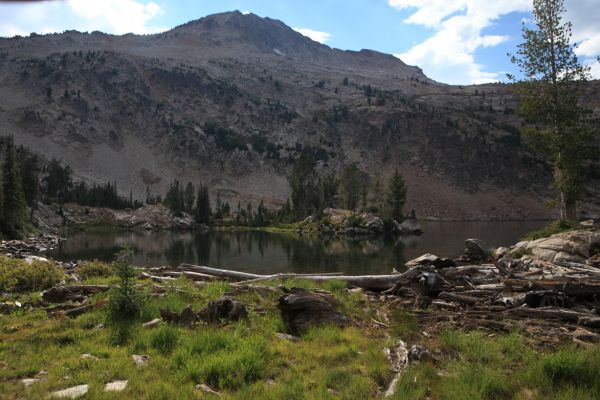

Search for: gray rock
xmin=131 ymin=354 xmax=150 ymax=367
xmin=464 ymin=239 xmax=490 ymax=261
xmin=405 ymin=253 xmax=455 ymax=269
xmin=105 ymin=380 xmax=128 ymax=392
xmin=396 ymin=218 xmax=423 ymax=234
xmin=21 ymin=378 xmax=39 ymax=386
xmin=275 ymin=332 xmax=300 ymax=341
xmin=408 ymin=345 xmax=432 ymax=362
xmin=50 ymin=384 xmax=89 ymax=399
xmin=80 ymin=354 xmax=99 ymax=361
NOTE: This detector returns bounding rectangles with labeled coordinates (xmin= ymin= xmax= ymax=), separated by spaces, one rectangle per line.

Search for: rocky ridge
xmin=1 ymin=11 xmax=599 ymax=219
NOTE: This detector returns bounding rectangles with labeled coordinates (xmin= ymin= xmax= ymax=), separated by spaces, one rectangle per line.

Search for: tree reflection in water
xmin=47 ymin=221 xmax=548 ymax=275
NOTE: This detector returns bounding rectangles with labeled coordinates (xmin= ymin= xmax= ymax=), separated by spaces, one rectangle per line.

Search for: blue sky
xmin=1 ymin=0 xmax=599 ymax=84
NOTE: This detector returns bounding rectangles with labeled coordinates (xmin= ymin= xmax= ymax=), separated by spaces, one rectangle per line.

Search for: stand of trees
xmin=287 ymin=151 xmax=407 ymax=222
xmin=44 ymin=159 xmax=142 ymax=209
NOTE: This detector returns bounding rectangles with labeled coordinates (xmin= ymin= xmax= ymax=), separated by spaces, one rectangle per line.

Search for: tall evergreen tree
xmin=289 ymin=152 xmax=320 ymax=218
xmin=509 ymin=0 xmax=598 ymax=220
xmin=194 ymin=184 xmax=211 ymax=224
xmin=386 ymin=169 xmax=406 ymax=222
xmin=339 ymin=163 xmax=361 ymax=210
xmin=164 ymin=180 xmax=185 ymax=216
xmin=184 ymin=182 xmax=195 ymax=213
xmin=1 ymin=136 xmax=28 ymax=238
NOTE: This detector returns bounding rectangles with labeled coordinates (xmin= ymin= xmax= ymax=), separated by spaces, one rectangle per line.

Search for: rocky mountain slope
xmin=1 ymin=11 xmax=599 ymax=220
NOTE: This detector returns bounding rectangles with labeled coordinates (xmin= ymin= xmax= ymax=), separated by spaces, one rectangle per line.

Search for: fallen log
xmin=505 ymin=306 xmax=582 ymax=322
xmin=578 ymin=316 xmax=600 ymax=328
xmin=42 ymin=285 xmax=111 ymax=303
xmin=504 ymin=279 xmax=600 ymax=297
xmin=179 ymin=264 xmax=440 ymax=291
xmin=438 ymin=292 xmax=481 ymax=306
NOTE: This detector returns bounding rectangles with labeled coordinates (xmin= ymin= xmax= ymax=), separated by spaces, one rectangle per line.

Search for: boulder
xmin=525 ymin=230 xmax=600 ymax=264
xmin=361 ymin=213 xmax=384 ymax=234
xmin=395 ymin=217 xmax=423 ymax=234
xmin=464 ymin=239 xmax=490 ymax=261
xmin=50 ymin=384 xmax=89 ymax=399
xmin=105 ymin=380 xmax=128 ymax=392
xmin=131 ymin=354 xmax=150 ymax=367
xmin=278 ymin=289 xmax=351 ymax=335
xmin=405 ymin=254 xmax=455 ymax=269
xmin=323 ymin=208 xmax=354 ymax=225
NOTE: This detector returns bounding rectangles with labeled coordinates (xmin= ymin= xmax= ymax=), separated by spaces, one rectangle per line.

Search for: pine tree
xmin=194 ymin=184 xmax=211 ymax=224
xmin=509 ymin=0 xmax=598 ymax=220
xmin=339 ymin=163 xmax=361 ymax=210
xmin=1 ymin=136 xmax=28 ymax=238
xmin=370 ymin=178 xmax=384 ymax=214
xmin=184 ymin=182 xmax=195 ymax=213
xmin=20 ymin=153 xmax=39 ymax=207
xmin=386 ymin=169 xmax=406 ymax=222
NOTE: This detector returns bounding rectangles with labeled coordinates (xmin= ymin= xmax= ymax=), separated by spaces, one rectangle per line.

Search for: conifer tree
xmin=386 ymin=169 xmax=406 ymax=222
xmin=509 ymin=0 xmax=598 ymax=220
xmin=184 ymin=182 xmax=195 ymax=213
xmin=1 ymin=136 xmax=28 ymax=238
xmin=194 ymin=184 xmax=211 ymax=224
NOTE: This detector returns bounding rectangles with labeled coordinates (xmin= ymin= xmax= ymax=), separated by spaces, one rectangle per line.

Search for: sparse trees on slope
xmin=509 ymin=0 xmax=598 ymax=220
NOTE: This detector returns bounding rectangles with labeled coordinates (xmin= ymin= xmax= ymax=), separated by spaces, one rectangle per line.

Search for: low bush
xmin=75 ymin=259 xmax=113 ymax=279
xmin=524 ymin=219 xmax=579 ymax=240
xmin=0 ymin=255 xmax=64 ymax=292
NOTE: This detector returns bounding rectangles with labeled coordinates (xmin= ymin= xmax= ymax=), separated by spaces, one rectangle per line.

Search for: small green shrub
xmin=108 ymin=246 xmax=141 ymax=321
xmin=75 ymin=259 xmax=113 ymax=279
xmin=0 ymin=255 xmax=64 ymax=292
xmin=524 ymin=219 xmax=579 ymax=240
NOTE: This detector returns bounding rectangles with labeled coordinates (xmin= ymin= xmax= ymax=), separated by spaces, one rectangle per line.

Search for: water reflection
xmin=47 ymin=221 xmax=547 ymax=275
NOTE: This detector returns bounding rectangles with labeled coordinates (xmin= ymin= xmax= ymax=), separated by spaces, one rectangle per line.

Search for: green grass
xmin=1 ymin=267 xmax=599 ymax=399
xmin=523 ymin=219 xmax=579 ymax=240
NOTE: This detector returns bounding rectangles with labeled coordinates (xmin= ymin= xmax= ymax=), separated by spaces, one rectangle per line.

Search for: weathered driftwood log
xmin=505 ymin=306 xmax=582 ymax=322
xmin=504 ymin=279 xmax=600 ymax=297
xmin=578 ymin=316 xmax=600 ymax=328
xmin=180 ymin=264 xmax=440 ymax=291
xmin=438 ymin=292 xmax=482 ymax=306
xmin=42 ymin=285 xmax=111 ymax=302
xmin=278 ymin=289 xmax=351 ymax=335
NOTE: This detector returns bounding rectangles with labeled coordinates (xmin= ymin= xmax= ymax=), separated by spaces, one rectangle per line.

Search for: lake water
xmin=45 ymin=221 xmax=547 ymax=275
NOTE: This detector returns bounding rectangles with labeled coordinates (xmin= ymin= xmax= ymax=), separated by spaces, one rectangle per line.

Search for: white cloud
xmin=565 ymin=0 xmax=600 ymax=78
xmin=390 ymin=0 xmax=531 ymax=84
xmin=293 ymin=27 xmax=331 ymax=44
xmin=389 ymin=0 xmax=600 ymax=84
xmin=0 ymin=0 xmax=165 ymax=37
